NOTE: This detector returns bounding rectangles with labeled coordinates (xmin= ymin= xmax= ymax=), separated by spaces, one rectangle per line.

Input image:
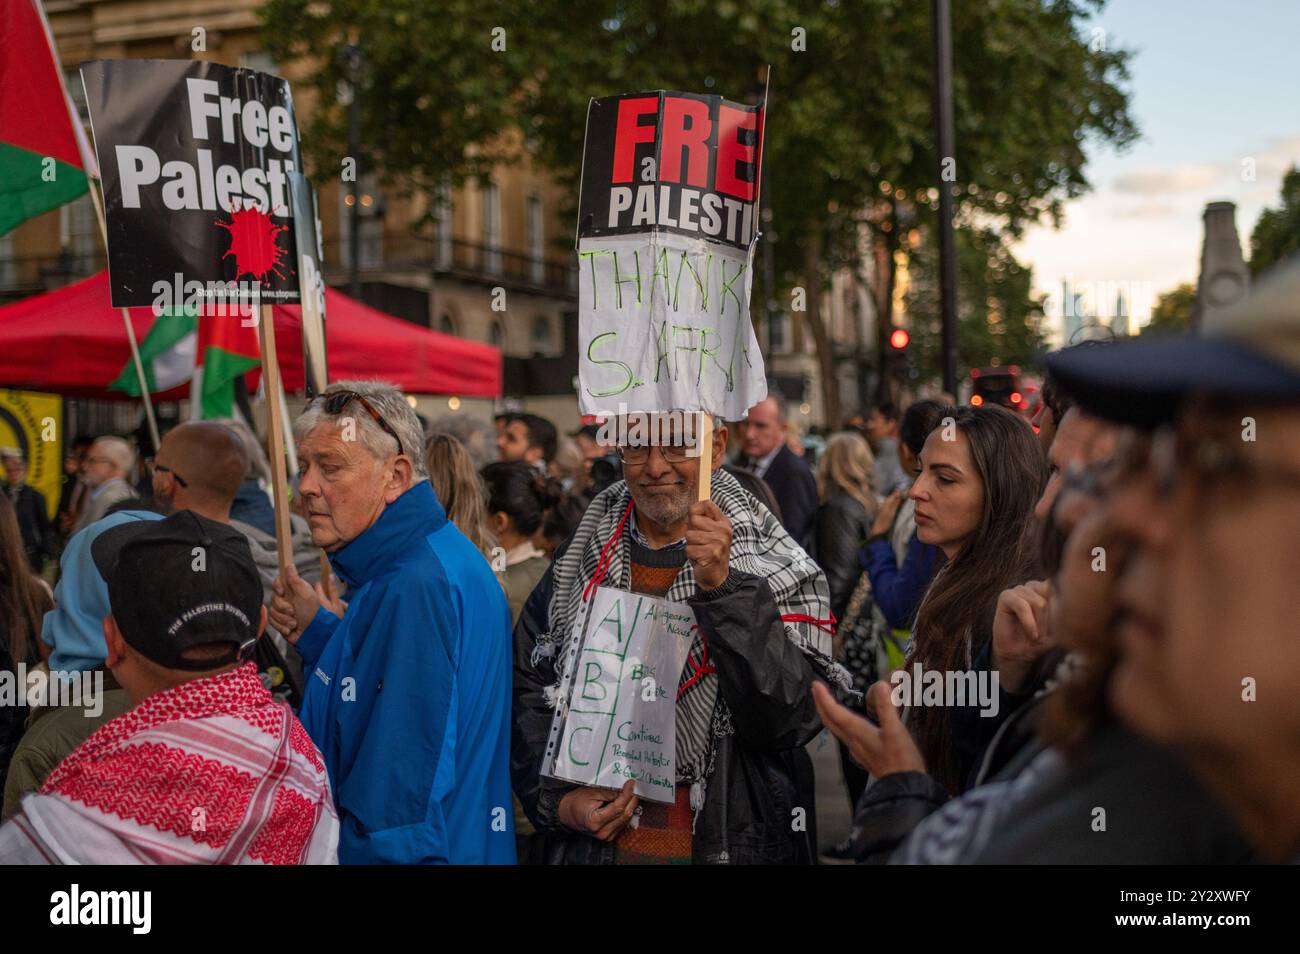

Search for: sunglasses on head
xmin=312 ymin=390 xmax=406 ymax=458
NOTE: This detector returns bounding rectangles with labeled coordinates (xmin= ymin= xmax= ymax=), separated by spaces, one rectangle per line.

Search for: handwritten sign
xmin=576 ymin=90 xmax=767 ymax=420
xmin=542 ymin=586 xmax=696 ymax=803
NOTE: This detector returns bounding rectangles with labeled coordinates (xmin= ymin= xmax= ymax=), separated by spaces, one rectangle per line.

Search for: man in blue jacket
xmin=271 ymin=381 xmax=514 ymax=864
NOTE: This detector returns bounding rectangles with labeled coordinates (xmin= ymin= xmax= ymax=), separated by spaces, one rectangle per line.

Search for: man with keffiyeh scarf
xmin=511 ymin=416 xmax=849 ymax=864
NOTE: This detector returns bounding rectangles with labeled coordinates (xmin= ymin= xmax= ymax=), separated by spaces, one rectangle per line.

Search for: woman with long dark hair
xmin=905 ymin=404 xmax=1047 ymax=793
xmin=0 ymin=494 xmax=53 ymax=785
xmin=481 ymin=461 xmax=561 ymax=625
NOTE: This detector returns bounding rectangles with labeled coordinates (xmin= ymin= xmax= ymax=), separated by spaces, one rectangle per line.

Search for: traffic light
xmin=887 ymin=326 xmax=912 ymax=385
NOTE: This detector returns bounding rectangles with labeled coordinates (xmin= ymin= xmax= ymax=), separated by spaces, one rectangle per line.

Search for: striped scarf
xmin=536 ymin=468 xmax=847 ymax=788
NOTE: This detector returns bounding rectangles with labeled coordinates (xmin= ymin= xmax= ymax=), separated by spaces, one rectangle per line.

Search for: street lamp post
xmin=338 ymin=44 xmax=363 ymax=301
xmin=932 ymin=0 xmax=959 ymax=397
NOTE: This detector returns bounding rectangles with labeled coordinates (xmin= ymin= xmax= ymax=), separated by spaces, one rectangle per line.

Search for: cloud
xmin=1113 ymin=165 xmax=1220 ymax=195
xmin=1110 ymin=201 xmax=1180 ymax=219
xmin=1110 ymin=135 xmax=1300 ymax=197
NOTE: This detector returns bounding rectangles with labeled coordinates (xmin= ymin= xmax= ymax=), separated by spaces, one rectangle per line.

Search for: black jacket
xmin=750 ymin=446 xmax=818 ymax=552
xmin=813 ymin=492 xmax=874 ymax=622
xmin=6 ymin=485 xmax=52 ymax=572
xmin=847 ymin=707 xmax=1254 ymax=865
xmin=511 ymin=560 xmax=824 ymax=864
xmin=967 ymin=723 xmax=1255 ymax=864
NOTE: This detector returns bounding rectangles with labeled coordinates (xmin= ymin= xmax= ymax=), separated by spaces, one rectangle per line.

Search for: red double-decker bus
xmin=969 ymin=366 xmax=1030 ymax=413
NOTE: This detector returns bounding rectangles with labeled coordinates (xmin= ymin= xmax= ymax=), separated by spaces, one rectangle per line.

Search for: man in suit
xmin=737 ymin=394 xmax=818 ymax=549
xmin=2 ymin=449 xmax=53 ymax=572
xmin=72 ymin=436 xmax=138 ymax=534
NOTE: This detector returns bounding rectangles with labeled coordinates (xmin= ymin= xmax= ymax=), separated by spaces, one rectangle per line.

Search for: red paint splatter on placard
xmin=215 ymin=205 xmax=289 ymax=283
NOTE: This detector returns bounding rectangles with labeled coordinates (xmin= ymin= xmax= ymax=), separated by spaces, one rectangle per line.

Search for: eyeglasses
xmin=617 ymin=442 xmax=699 ymax=464
xmin=1150 ymin=423 xmax=1300 ymax=501
xmin=147 ymin=460 xmax=189 ymax=488
xmin=311 ymin=390 xmax=406 ymax=458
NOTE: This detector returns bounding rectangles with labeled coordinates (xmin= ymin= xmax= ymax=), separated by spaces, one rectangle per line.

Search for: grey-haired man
xmin=270 ymin=380 xmax=515 ymax=864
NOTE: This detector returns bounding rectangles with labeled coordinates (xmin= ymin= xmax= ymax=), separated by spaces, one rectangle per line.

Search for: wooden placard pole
xmin=696 ymin=411 xmax=713 ymax=501
xmin=257 ymin=303 xmax=293 ymax=573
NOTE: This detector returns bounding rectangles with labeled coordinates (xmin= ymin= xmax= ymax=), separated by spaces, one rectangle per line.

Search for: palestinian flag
xmin=192 ymin=315 xmax=262 ymax=419
xmin=110 ymin=312 xmax=261 ymax=419
xmin=0 ymin=0 xmax=97 ymax=236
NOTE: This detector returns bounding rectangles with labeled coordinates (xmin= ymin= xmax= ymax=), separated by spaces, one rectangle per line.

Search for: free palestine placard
xmin=575 ymin=90 xmax=768 ymax=420
xmin=81 ymin=59 xmax=306 ymax=308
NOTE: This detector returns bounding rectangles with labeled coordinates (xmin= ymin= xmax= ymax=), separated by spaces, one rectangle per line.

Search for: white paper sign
xmin=543 ymin=586 xmax=696 ymax=804
xmin=577 ymin=232 xmax=766 ymax=419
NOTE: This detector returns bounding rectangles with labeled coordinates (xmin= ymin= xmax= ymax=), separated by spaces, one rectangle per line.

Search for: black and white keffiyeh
xmin=534 ymin=467 xmax=849 ymax=790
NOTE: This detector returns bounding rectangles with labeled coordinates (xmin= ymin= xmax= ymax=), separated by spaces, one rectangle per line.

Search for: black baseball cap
xmin=92 ymin=510 xmax=263 ymax=671
xmin=1047 ymin=258 xmax=1300 ymax=428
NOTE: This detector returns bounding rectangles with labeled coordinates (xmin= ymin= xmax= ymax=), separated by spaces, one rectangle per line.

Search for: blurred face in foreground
xmin=1034 ymin=408 xmax=1120 ymax=521
xmin=910 ymin=428 xmax=984 ymax=559
xmin=1108 ymin=402 xmax=1300 ymax=860
xmin=296 ymin=423 xmax=411 ymax=552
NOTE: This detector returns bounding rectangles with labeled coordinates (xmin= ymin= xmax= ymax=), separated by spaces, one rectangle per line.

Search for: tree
xmin=260 ymin=1 xmax=534 ymax=193
xmin=906 ymin=225 xmax=1047 ymax=385
xmin=1249 ymin=165 xmax=1300 ymax=277
xmin=261 ymin=0 xmax=1138 ymax=424
xmin=1141 ymin=283 xmax=1195 ymax=336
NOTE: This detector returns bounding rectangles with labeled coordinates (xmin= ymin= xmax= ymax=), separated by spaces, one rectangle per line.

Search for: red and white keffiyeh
xmin=0 ymin=663 xmax=339 ymax=864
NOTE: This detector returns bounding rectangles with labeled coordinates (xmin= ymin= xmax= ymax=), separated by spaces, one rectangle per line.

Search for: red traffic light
xmin=889 ymin=328 xmax=911 ymax=350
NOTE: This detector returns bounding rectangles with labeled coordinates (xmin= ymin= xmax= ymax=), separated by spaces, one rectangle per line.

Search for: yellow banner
xmin=0 ymin=390 xmax=63 ymax=521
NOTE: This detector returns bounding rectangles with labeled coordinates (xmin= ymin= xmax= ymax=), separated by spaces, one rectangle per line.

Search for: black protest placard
xmin=81 ymin=59 xmax=305 ymax=308
xmin=290 ymin=172 xmax=328 ymax=397
xmin=576 ymin=91 xmax=764 ymax=252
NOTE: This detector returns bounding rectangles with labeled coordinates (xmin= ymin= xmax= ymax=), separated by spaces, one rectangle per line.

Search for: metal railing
xmin=323 ymin=234 xmax=578 ymax=295
xmin=0 ymin=249 xmax=105 ymax=301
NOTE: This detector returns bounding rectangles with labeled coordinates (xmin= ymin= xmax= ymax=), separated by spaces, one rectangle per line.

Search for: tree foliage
xmin=261 ymin=0 xmax=1138 ymax=419
xmin=906 ymin=225 xmax=1047 ymax=384
xmin=1141 ymin=282 xmax=1195 ymax=336
xmin=1249 ymin=165 xmax=1300 ymax=277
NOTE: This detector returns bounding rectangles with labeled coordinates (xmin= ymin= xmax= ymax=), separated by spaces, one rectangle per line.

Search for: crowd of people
xmin=0 ymin=259 xmax=1297 ymax=865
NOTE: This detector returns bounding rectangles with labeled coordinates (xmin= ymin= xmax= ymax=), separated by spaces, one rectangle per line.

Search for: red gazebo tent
xmin=0 ymin=271 xmax=501 ymax=399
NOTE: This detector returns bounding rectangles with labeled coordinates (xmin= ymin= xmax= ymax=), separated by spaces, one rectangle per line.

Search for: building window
xmin=65 ymin=70 xmax=88 ymax=121
xmin=435 ymin=181 xmax=453 ymax=268
xmin=489 ymin=319 xmax=504 ymax=348
xmin=339 ymin=173 xmax=383 ymax=271
xmin=531 ymin=315 xmax=551 ymax=354
xmin=0 ymin=232 xmax=15 ymax=288
xmin=238 ymin=50 xmax=278 ymax=75
xmin=526 ymin=195 xmax=544 ymax=284
xmin=768 ymin=309 xmax=788 ymax=353
xmin=60 ymin=194 xmax=98 ymax=276
xmin=438 ymin=313 xmax=456 ymax=336
xmin=481 ymin=181 xmax=501 ymax=275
